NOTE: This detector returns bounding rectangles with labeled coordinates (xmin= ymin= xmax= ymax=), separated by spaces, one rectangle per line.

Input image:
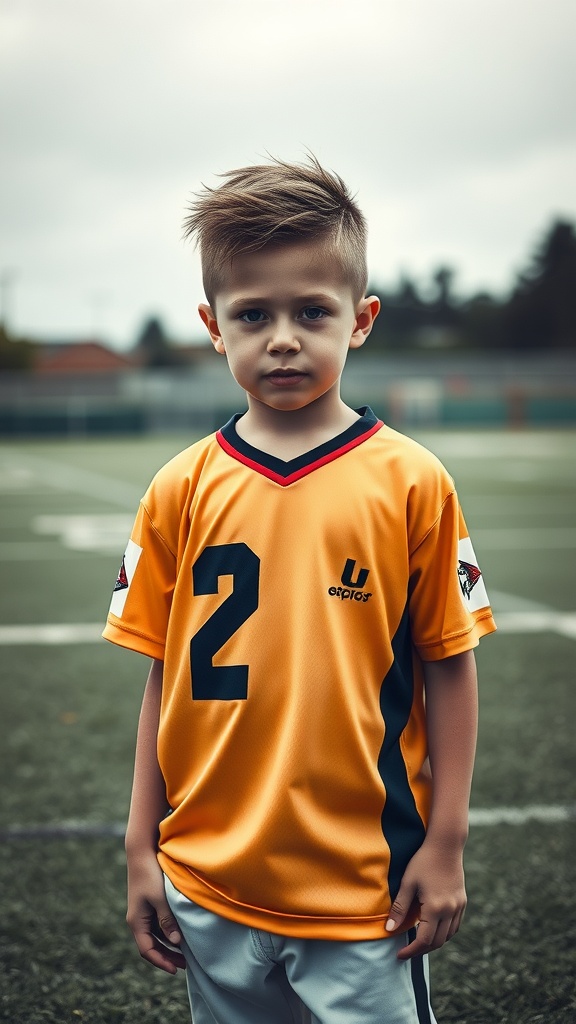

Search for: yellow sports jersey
xmin=104 ymin=408 xmax=496 ymax=940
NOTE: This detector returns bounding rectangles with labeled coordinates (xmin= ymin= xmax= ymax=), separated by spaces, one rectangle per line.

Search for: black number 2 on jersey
xmin=190 ymin=543 xmax=260 ymax=700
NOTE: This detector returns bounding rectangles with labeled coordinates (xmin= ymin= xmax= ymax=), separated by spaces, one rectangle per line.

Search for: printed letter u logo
xmin=341 ymin=558 xmax=369 ymax=589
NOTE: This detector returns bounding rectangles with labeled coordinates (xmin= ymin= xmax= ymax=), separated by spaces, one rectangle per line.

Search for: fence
xmin=1 ymin=352 xmax=575 ymax=435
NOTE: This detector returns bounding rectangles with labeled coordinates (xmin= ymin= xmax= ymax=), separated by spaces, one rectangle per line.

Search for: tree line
xmin=1 ymin=217 xmax=574 ymax=371
xmin=365 ymin=218 xmax=576 ymax=353
xmin=132 ymin=217 xmax=576 ymax=365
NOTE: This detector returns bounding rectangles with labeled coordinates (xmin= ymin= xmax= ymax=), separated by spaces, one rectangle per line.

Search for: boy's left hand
xmin=385 ymin=838 xmax=467 ymax=959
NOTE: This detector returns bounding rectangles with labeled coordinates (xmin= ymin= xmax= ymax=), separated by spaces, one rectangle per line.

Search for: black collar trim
xmin=217 ymin=407 xmax=382 ymax=486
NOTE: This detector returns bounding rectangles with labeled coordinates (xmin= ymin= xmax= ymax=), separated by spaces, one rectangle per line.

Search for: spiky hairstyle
xmin=183 ymin=154 xmax=368 ymax=305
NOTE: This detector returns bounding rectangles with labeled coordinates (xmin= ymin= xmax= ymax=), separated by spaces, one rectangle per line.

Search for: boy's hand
xmin=126 ymin=851 xmax=186 ymax=974
xmin=385 ymin=838 xmax=467 ymax=960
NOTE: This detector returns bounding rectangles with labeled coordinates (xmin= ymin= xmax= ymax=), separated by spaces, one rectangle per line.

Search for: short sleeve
xmin=102 ymin=500 xmax=177 ymax=660
xmin=409 ymin=491 xmax=496 ymax=661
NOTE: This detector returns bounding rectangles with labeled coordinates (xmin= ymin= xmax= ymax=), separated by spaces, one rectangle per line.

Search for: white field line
xmin=0 ymin=623 xmax=104 ymax=644
xmin=1 ymin=804 xmax=573 ymax=841
xmin=410 ymin=431 xmax=576 ymax=460
xmin=489 ymin=589 xmax=557 ymax=613
xmin=495 ymin=611 xmax=576 ymax=639
xmin=468 ymin=805 xmax=575 ymax=825
xmin=0 ymin=542 xmax=105 ymax=561
xmin=32 ymin=513 xmax=133 ymax=554
xmin=1 ymin=609 xmax=576 ymax=645
xmin=0 ymin=451 xmax=142 ymax=509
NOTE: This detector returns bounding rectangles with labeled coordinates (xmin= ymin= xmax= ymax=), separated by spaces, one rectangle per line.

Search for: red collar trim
xmin=216 ymin=419 xmax=382 ymax=486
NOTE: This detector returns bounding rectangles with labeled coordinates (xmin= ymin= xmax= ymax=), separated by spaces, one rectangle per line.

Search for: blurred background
xmin=1 ymin=0 xmax=575 ymax=435
xmin=1 ymin=3 xmax=575 ymax=1022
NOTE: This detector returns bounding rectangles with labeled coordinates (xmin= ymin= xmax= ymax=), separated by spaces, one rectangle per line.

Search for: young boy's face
xmin=198 ymin=238 xmax=379 ymax=418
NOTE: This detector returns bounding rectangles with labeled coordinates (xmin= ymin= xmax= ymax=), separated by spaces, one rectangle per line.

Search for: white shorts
xmin=165 ymin=875 xmax=437 ymax=1024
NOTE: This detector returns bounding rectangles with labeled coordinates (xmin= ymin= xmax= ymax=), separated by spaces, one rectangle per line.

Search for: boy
xmin=103 ymin=155 xmax=496 ymax=1024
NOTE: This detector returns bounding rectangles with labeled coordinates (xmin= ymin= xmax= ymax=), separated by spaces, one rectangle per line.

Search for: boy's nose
xmin=267 ymin=325 xmax=301 ymax=353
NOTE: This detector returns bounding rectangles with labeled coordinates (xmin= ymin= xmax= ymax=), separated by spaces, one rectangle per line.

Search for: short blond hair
xmin=183 ymin=154 xmax=368 ymax=304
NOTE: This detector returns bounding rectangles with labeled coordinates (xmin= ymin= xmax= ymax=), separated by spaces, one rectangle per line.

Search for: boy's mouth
xmin=265 ymin=369 xmax=307 ymax=386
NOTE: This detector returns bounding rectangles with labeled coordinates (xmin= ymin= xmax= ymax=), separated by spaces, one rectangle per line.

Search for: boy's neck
xmin=234 ymin=398 xmax=360 ymax=461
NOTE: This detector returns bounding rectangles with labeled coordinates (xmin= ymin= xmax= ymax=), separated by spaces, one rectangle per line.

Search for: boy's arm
xmin=125 ymin=658 xmax=186 ymax=974
xmin=386 ymin=649 xmax=478 ymax=960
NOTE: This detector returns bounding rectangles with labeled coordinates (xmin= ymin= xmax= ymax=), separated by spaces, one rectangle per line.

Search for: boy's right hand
xmin=126 ymin=851 xmax=186 ymax=974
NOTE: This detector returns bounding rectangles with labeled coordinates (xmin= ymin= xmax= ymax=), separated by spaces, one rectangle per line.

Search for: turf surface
xmin=1 ymin=428 xmax=575 ymax=1023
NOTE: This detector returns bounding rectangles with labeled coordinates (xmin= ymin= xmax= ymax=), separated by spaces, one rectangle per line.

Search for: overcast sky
xmin=1 ymin=0 xmax=575 ymax=349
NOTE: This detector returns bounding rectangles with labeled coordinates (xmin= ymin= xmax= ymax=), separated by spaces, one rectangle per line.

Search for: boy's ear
xmin=198 ymin=303 xmax=226 ymax=355
xmin=349 ymin=296 xmax=381 ymax=350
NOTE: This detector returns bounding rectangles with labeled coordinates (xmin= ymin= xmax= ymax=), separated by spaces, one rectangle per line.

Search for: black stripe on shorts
xmin=408 ymin=928 xmax=433 ymax=1024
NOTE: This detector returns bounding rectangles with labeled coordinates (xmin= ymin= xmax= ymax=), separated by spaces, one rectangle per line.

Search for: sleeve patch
xmin=109 ymin=539 xmax=143 ymax=618
xmin=457 ymin=537 xmax=490 ymax=613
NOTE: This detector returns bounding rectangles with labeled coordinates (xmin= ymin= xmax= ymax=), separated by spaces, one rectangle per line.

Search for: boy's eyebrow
xmin=225 ymin=293 xmax=342 ymax=312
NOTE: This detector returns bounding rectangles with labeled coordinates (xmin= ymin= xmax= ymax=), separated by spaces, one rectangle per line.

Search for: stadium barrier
xmin=1 ymin=353 xmax=575 ymax=435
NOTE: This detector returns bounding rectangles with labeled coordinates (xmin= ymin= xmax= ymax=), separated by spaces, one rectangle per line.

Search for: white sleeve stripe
xmin=457 ymin=536 xmax=490 ymax=613
xmin=109 ymin=539 xmax=143 ymax=618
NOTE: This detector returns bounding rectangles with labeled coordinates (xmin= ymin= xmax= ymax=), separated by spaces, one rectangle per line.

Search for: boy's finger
xmin=396 ymin=923 xmax=437 ymax=960
xmin=156 ymin=909 xmax=182 ymax=947
xmin=385 ymin=887 xmax=416 ymax=933
xmin=396 ymin=914 xmax=455 ymax=960
xmin=134 ymin=925 xmax=186 ymax=974
xmin=153 ymin=942 xmax=187 ymax=972
xmin=447 ymin=908 xmax=464 ymax=941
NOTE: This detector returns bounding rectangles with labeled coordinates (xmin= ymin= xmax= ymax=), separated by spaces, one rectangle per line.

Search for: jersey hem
xmin=158 ymin=852 xmax=419 ymax=941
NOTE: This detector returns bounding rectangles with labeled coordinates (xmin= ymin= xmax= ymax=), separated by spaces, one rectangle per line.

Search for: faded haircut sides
xmin=182 ymin=154 xmax=369 ymax=306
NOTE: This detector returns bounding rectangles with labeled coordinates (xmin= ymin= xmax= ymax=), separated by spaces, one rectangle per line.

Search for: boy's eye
xmin=300 ymin=307 xmax=327 ymax=320
xmin=239 ymin=309 xmax=266 ymax=323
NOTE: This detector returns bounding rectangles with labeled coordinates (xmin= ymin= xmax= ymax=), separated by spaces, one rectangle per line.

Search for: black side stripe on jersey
xmin=378 ymin=603 xmax=427 ymax=901
xmin=217 ymin=407 xmax=382 ymax=486
xmin=407 ymin=929 xmax=433 ymax=1024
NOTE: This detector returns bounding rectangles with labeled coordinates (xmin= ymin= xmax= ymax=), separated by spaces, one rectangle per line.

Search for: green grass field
xmin=1 ymin=429 xmax=575 ymax=1023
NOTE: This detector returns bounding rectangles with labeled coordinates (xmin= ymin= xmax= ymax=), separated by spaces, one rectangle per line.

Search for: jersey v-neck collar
xmin=216 ymin=407 xmax=383 ymax=487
